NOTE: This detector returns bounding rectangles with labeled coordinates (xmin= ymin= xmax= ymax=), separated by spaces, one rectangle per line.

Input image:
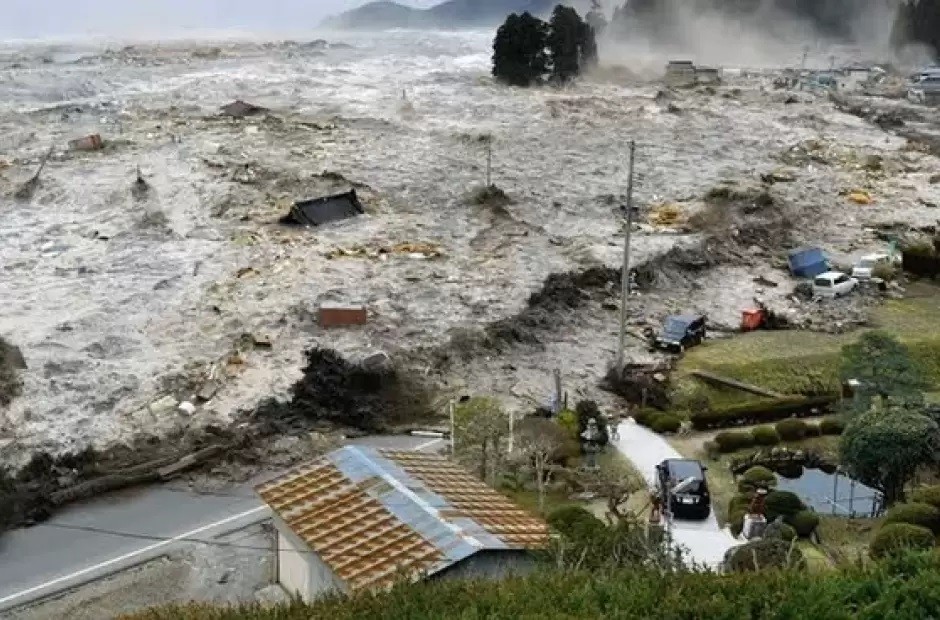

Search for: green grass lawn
xmin=672 ymin=288 xmax=940 ymax=409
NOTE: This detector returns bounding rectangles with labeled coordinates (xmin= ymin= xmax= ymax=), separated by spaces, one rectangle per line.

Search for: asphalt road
xmin=0 ymin=434 xmax=442 ymax=613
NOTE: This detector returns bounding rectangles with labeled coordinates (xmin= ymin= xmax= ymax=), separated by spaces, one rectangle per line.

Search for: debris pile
xmin=324 ymin=242 xmax=443 ymax=260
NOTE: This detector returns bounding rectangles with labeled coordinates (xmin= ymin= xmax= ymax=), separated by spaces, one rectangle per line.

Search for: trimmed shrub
xmin=910 ymin=486 xmax=940 ymax=511
xmin=703 ymin=440 xmax=721 ymax=459
xmin=778 ymin=523 xmax=798 ymax=542
xmin=788 ymin=510 xmax=821 ymax=537
xmin=649 ymin=413 xmax=682 ymax=434
xmin=714 ymin=431 xmax=756 ymax=453
xmin=632 ymin=408 xmax=656 ymax=427
xmin=870 ymin=523 xmax=936 ymax=559
xmin=775 ymin=419 xmax=809 ymax=441
xmin=738 ymin=466 xmax=777 ymax=493
xmin=819 ymin=417 xmax=845 ymax=436
xmin=729 ymin=492 xmax=755 ymax=514
xmin=765 ymin=490 xmax=805 ymax=521
xmin=751 ymin=426 xmax=780 ymax=446
xmin=805 ymin=423 xmax=822 ymax=437
xmin=883 ymin=503 xmax=940 ymax=535
xmin=688 ymin=395 xmax=837 ymax=431
xmin=728 ymin=507 xmax=748 ymax=537
xmin=725 ymin=538 xmax=804 ymax=572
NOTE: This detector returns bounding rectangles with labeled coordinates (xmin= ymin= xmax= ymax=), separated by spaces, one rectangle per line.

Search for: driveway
xmin=613 ymin=419 xmax=739 ymax=570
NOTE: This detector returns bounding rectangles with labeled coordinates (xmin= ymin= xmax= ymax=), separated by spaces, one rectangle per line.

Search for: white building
xmin=255 ymin=446 xmax=549 ymax=601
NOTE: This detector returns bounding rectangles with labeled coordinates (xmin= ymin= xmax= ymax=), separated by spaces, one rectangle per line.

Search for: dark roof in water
xmin=281 ymin=189 xmax=365 ymax=227
xmin=220 ymin=100 xmax=267 ymax=118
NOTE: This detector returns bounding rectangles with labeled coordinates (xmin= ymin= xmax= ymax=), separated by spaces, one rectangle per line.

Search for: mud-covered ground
xmin=1 ymin=31 xmax=938 ymax=474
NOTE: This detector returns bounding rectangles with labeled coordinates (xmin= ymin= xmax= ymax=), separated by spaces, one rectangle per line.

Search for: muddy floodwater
xmin=1 ymin=31 xmax=938 ymax=468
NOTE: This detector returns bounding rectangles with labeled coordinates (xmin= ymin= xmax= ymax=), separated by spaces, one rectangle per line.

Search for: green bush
xmin=738 ymin=466 xmax=777 ymax=492
xmin=804 ymin=423 xmax=822 ymax=437
xmin=765 ymin=490 xmax=805 ymax=521
xmin=725 ymin=538 xmax=804 ymax=572
xmin=714 ymin=431 xmax=756 ymax=453
xmin=778 ymin=523 xmax=798 ymax=542
xmin=788 ymin=510 xmax=821 ymax=537
xmin=728 ymin=507 xmax=748 ymax=537
xmin=729 ymin=492 xmax=755 ymax=514
xmin=775 ymin=419 xmax=809 ymax=441
xmin=703 ymin=440 xmax=721 ymax=459
xmin=649 ymin=413 xmax=682 ymax=434
xmin=819 ymin=417 xmax=845 ymax=436
xmin=883 ymin=503 xmax=940 ymax=535
xmin=547 ymin=506 xmax=606 ymax=541
xmin=751 ymin=426 xmax=780 ymax=446
xmin=688 ymin=395 xmax=837 ymax=431
xmin=870 ymin=523 xmax=936 ymax=559
xmin=910 ymin=486 xmax=940 ymax=510
xmin=632 ymin=408 xmax=656 ymax=427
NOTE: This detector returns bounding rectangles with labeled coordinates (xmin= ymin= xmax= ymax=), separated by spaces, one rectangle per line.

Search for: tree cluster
xmin=492 ymin=5 xmax=598 ymax=87
xmin=839 ymin=332 xmax=940 ymax=507
xmin=892 ymin=0 xmax=940 ymax=60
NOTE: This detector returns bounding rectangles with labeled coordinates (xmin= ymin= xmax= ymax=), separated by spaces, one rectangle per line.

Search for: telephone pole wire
xmin=616 ymin=140 xmax=636 ymax=372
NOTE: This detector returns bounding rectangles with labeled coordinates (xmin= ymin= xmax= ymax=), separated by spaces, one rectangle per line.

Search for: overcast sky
xmin=1 ymin=0 xmax=439 ymax=40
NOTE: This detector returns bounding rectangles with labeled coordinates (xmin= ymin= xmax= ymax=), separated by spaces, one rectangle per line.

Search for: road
xmin=613 ymin=419 xmax=738 ymax=570
xmin=0 ymin=434 xmax=442 ymax=613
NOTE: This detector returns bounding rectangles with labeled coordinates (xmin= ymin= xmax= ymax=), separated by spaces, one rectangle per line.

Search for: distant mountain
xmin=322 ymin=0 xmax=557 ymax=30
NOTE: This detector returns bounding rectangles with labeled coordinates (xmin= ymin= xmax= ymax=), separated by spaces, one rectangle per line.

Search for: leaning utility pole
xmin=615 ymin=140 xmax=637 ymax=372
xmin=448 ymin=398 xmax=456 ymax=455
xmin=485 ymin=137 xmax=493 ymax=187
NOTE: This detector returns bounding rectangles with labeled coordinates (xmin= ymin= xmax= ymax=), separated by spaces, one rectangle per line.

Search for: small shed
xmin=787 ymin=247 xmax=829 ymax=278
xmin=666 ymin=61 xmax=696 ymax=87
xmin=255 ymin=446 xmax=549 ymax=601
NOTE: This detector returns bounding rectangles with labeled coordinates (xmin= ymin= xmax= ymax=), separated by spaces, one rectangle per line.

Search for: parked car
xmin=851 ymin=253 xmax=895 ymax=281
xmin=654 ymin=314 xmax=706 ymax=353
xmin=813 ymin=271 xmax=857 ymax=298
xmin=656 ymin=458 xmax=711 ymax=520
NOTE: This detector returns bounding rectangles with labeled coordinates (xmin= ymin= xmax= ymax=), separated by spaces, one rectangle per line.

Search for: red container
xmin=318 ymin=304 xmax=367 ymax=328
xmin=741 ymin=308 xmax=765 ymax=332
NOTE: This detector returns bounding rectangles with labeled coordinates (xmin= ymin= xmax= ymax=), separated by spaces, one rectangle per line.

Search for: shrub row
xmin=689 ymin=395 xmax=837 ymax=431
xmin=910 ymin=485 xmax=940 ymax=510
xmin=726 ymin=490 xmax=820 ymax=539
xmin=711 ymin=416 xmax=845 ymax=453
xmin=871 ymin=523 xmax=936 ymax=559
xmin=883 ymin=502 xmax=940 ymax=535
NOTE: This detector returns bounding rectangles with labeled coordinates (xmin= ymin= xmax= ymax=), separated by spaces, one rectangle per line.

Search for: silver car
xmin=909 ymin=70 xmax=940 ymax=103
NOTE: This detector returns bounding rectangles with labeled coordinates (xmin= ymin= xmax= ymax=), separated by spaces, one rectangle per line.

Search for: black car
xmin=656 ymin=458 xmax=711 ymax=520
xmin=654 ymin=314 xmax=706 ymax=353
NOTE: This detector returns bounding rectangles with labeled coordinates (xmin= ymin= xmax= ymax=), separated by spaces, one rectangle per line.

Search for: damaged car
xmin=654 ymin=314 xmax=706 ymax=353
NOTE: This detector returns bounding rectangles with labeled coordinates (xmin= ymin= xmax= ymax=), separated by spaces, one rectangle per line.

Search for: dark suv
xmin=656 ymin=458 xmax=711 ymax=520
xmin=654 ymin=314 xmax=707 ymax=353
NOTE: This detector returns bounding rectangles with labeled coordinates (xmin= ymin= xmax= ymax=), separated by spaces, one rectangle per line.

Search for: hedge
xmin=765 ymin=490 xmax=805 ymax=521
xmin=689 ymin=395 xmax=837 ymax=431
xmin=788 ymin=510 xmax=821 ymax=537
xmin=819 ymin=417 xmax=845 ymax=436
xmin=804 ymin=423 xmax=822 ymax=437
xmin=775 ymin=419 xmax=809 ymax=441
xmin=714 ymin=431 xmax=756 ymax=453
xmin=910 ymin=486 xmax=940 ymax=511
xmin=126 ymin=550 xmax=940 ymax=620
xmin=883 ymin=503 xmax=940 ymax=535
xmin=751 ymin=426 xmax=780 ymax=446
xmin=870 ymin=523 xmax=936 ymax=559
xmin=547 ymin=506 xmax=606 ymax=541
xmin=725 ymin=538 xmax=804 ymax=573
xmin=649 ymin=413 xmax=682 ymax=434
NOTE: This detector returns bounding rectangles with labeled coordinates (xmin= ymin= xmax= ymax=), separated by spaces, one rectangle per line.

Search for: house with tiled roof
xmin=255 ymin=445 xmax=550 ymax=601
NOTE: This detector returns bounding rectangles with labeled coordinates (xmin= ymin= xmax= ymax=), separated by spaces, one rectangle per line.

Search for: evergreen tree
xmin=547 ymin=5 xmax=596 ymax=83
xmin=492 ymin=12 xmax=549 ymax=87
xmin=892 ymin=0 xmax=940 ymax=60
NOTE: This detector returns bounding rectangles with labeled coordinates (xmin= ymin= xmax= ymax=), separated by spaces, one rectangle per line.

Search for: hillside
xmin=322 ymin=0 xmax=556 ymax=30
xmin=128 ymin=553 xmax=940 ymax=619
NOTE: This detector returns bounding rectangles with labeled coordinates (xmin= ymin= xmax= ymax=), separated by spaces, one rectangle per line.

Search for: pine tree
xmin=492 ymin=12 xmax=550 ymax=87
xmin=547 ymin=5 xmax=595 ymax=83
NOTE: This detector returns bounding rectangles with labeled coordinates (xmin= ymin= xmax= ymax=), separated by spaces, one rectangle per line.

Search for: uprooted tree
xmin=841 ymin=407 xmax=940 ymax=506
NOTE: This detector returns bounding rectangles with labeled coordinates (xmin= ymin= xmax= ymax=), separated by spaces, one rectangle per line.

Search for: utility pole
xmin=485 ymin=138 xmax=493 ymax=187
xmin=615 ymin=140 xmax=636 ymax=372
xmin=448 ymin=399 xmax=456 ymax=455
xmin=507 ymin=410 xmax=515 ymax=454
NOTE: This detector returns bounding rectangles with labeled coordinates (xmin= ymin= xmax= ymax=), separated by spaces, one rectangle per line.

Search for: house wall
xmin=429 ymin=550 xmax=539 ymax=582
xmin=274 ymin=518 xmax=347 ymax=602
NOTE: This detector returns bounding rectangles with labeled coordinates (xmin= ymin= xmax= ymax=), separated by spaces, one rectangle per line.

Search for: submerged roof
xmin=281 ymin=189 xmax=364 ymax=227
xmin=255 ymin=446 xmax=549 ymax=592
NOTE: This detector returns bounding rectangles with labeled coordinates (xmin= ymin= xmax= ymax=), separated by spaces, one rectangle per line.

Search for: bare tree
xmin=516 ymin=417 xmax=569 ymax=512
xmin=579 ymin=454 xmax=646 ymax=523
xmin=454 ymin=397 xmax=510 ymax=485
